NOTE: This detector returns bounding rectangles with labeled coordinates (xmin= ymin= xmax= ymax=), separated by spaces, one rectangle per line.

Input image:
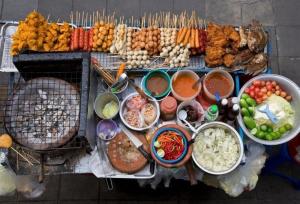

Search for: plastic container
xmin=141 ymin=69 xmax=171 ymax=100
xmin=160 ymin=96 xmax=177 ymax=120
xmin=237 ymin=74 xmax=300 ymax=145
xmin=96 ymin=119 xmax=118 ymax=140
xmin=203 ymin=70 xmax=234 ymax=102
xmin=176 ymin=100 xmax=204 ymax=129
xmin=94 ymin=92 xmax=120 ymax=119
xmin=171 ymin=70 xmax=201 ymax=101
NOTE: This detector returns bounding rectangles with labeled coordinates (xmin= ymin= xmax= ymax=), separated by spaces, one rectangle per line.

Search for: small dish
xmin=96 ymin=119 xmax=119 ymax=140
xmin=151 ymin=127 xmax=188 ymax=164
xmin=94 ymin=92 xmax=120 ymax=119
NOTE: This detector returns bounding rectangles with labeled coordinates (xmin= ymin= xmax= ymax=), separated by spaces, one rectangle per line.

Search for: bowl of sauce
xmin=203 ymin=70 xmax=234 ymax=102
xmin=171 ymin=70 xmax=201 ymax=101
xmin=142 ymin=70 xmax=171 ymax=100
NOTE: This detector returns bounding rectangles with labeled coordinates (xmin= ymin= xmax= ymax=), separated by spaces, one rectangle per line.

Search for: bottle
xmin=205 ymin=104 xmax=219 ymax=122
xmin=160 ymin=96 xmax=177 ymax=120
xmin=227 ymin=104 xmax=240 ymax=127
xmin=217 ymin=98 xmax=228 ymax=122
xmin=228 ymin=97 xmax=239 ymax=108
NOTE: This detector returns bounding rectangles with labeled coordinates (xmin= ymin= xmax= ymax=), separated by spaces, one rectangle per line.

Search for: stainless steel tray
xmin=85 ymin=68 xmax=156 ymax=179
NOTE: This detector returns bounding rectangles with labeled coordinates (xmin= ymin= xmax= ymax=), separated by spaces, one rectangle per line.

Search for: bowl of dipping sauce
xmin=142 ymin=70 xmax=171 ymax=100
xmin=96 ymin=119 xmax=119 ymax=140
xmin=203 ymin=70 xmax=234 ymax=102
xmin=171 ymin=70 xmax=201 ymax=101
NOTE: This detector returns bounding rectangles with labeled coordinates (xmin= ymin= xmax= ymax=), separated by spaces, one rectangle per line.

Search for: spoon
xmin=192 ymin=74 xmax=206 ymax=89
xmin=258 ymin=104 xmax=279 ymax=124
xmin=214 ymin=92 xmax=221 ymax=102
xmin=178 ymin=110 xmax=197 ymax=133
xmin=111 ymin=73 xmax=128 ymax=92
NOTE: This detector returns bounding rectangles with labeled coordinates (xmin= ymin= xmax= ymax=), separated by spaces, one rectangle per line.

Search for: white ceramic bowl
xmin=237 ymin=74 xmax=300 ymax=145
xmin=192 ymin=122 xmax=244 ymax=175
xmin=119 ymin=92 xmax=160 ymax=131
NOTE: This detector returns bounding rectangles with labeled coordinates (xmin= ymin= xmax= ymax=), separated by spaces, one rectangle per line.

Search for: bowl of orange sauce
xmin=203 ymin=70 xmax=234 ymax=102
xmin=171 ymin=70 xmax=201 ymax=101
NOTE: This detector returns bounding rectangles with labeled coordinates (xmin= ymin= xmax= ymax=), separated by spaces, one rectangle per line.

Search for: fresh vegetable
xmin=243 ymin=116 xmax=256 ymax=130
xmin=155 ymin=131 xmax=185 ymax=160
xmin=241 ymin=108 xmax=251 ymax=117
xmin=102 ymin=101 xmax=119 ymax=119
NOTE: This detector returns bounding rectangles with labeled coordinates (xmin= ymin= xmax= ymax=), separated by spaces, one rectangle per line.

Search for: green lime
xmin=273 ymin=132 xmax=281 ymax=140
xmin=256 ymin=131 xmax=265 ymax=139
xmin=266 ymin=134 xmax=273 ymax=141
xmin=267 ymin=126 xmax=273 ymax=133
xmin=284 ymin=123 xmax=293 ymax=131
xmin=251 ymin=128 xmax=258 ymax=135
xmin=260 ymin=124 xmax=268 ymax=132
xmin=279 ymin=126 xmax=287 ymax=134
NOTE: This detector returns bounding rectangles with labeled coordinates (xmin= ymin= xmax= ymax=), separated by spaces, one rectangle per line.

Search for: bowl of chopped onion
xmin=192 ymin=122 xmax=244 ymax=175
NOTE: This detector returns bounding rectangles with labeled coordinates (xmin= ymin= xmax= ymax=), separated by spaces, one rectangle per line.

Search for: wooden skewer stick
xmin=10 ymin=146 xmax=34 ymax=166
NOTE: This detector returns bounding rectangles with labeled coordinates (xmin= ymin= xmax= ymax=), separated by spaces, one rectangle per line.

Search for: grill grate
xmin=4 ymin=74 xmax=81 ymax=151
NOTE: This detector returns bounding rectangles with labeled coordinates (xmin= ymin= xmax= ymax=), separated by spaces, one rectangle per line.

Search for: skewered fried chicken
xmin=223 ymin=54 xmax=235 ymax=67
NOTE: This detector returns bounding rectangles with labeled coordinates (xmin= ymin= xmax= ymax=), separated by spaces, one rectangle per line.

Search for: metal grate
xmin=4 ymin=73 xmax=81 ymax=151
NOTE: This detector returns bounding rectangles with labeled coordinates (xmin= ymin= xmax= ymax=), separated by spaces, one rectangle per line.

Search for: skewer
xmin=10 ymin=146 xmax=34 ymax=166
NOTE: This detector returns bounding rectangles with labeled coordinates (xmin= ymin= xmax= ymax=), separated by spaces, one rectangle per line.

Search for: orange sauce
xmin=173 ymin=74 xmax=197 ymax=97
xmin=205 ymin=73 xmax=231 ymax=96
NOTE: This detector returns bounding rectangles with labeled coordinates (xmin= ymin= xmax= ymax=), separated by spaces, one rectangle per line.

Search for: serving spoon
xmin=178 ymin=110 xmax=197 ymax=133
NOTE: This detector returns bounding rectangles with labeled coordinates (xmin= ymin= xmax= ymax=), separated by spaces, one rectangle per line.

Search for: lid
xmin=231 ymin=97 xmax=239 ymax=104
xmin=221 ymin=98 xmax=228 ymax=106
xmin=161 ymin=96 xmax=177 ymax=113
xmin=210 ymin=105 xmax=218 ymax=114
xmin=232 ymin=104 xmax=240 ymax=112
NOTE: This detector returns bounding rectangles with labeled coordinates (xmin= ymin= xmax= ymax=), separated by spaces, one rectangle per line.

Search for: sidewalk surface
xmin=1 ymin=0 xmax=300 ymax=204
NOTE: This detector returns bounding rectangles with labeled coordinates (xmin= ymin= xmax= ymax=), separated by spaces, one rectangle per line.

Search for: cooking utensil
xmin=178 ymin=110 xmax=197 ymax=133
xmin=192 ymin=74 xmax=206 ymax=89
xmin=258 ymin=104 xmax=279 ymax=124
xmin=128 ymin=79 xmax=150 ymax=100
xmin=119 ymin=124 xmax=153 ymax=162
xmin=111 ymin=73 xmax=128 ymax=92
xmin=120 ymin=124 xmax=155 ymax=174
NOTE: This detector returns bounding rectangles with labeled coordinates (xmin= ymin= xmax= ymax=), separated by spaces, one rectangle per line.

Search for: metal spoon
xmin=110 ymin=73 xmax=128 ymax=91
xmin=192 ymin=74 xmax=206 ymax=89
xmin=178 ymin=110 xmax=197 ymax=133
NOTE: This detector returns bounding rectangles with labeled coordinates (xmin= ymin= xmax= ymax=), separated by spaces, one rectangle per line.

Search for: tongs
xmin=96 ymin=139 xmax=114 ymax=191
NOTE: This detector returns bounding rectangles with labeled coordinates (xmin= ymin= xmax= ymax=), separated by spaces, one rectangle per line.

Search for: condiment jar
xmin=160 ymin=96 xmax=177 ymax=120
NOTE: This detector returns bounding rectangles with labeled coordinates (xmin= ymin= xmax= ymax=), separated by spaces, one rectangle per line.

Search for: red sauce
xmin=205 ymin=73 xmax=231 ymax=96
xmin=146 ymin=75 xmax=168 ymax=96
xmin=173 ymin=73 xmax=197 ymax=97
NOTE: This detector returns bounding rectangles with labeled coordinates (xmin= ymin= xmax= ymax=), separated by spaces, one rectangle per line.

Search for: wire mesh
xmin=2 ymin=71 xmax=84 ymax=151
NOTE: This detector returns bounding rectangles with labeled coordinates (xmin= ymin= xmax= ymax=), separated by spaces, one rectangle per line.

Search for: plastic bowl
xmin=237 ymin=74 xmax=300 ymax=145
xmin=176 ymin=100 xmax=205 ymax=129
xmin=96 ymin=119 xmax=118 ymax=140
xmin=142 ymin=70 xmax=171 ymax=99
xmin=119 ymin=92 xmax=160 ymax=131
xmin=151 ymin=127 xmax=188 ymax=164
xmin=192 ymin=122 xmax=244 ymax=175
xmin=171 ymin=70 xmax=202 ymax=101
xmin=203 ymin=69 xmax=234 ymax=102
xmin=94 ymin=92 xmax=120 ymax=119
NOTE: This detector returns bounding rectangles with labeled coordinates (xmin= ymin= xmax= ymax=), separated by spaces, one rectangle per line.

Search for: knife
xmin=119 ymin=124 xmax=153 ymax=162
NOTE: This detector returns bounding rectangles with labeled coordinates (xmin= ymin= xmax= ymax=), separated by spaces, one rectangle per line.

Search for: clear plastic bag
xmin=218 ymin=141 xmax=267 ymax=197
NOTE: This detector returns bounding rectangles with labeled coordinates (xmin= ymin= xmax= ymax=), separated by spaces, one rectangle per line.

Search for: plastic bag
xmin=0 ymin=164 xmax=16 ymax=196
xmin=218 ymin=140 xmax=267 ymax=197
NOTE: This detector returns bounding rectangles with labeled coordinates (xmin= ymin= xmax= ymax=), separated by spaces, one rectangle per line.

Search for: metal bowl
xmin=192 ymin=122 xmax=244 ymax=175
xmin=237 ymin=74 xmax=300 ymax=145
xmin=94 ymin=92 xmax=120 ymax=119
xmin=119 ymin=92 xmax=160 ymax=131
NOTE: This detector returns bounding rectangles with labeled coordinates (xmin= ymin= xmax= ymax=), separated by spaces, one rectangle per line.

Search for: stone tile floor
xmin=1 ymin=0 xmax=300 ymax=203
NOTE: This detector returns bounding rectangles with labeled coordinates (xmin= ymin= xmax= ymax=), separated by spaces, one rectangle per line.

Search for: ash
xmin=14 ymin=88 xmax=80 ymax=145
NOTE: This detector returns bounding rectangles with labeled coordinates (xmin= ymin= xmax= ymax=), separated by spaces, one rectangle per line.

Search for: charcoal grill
xmin=1 ymin=52 xmax=90 ymax=179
